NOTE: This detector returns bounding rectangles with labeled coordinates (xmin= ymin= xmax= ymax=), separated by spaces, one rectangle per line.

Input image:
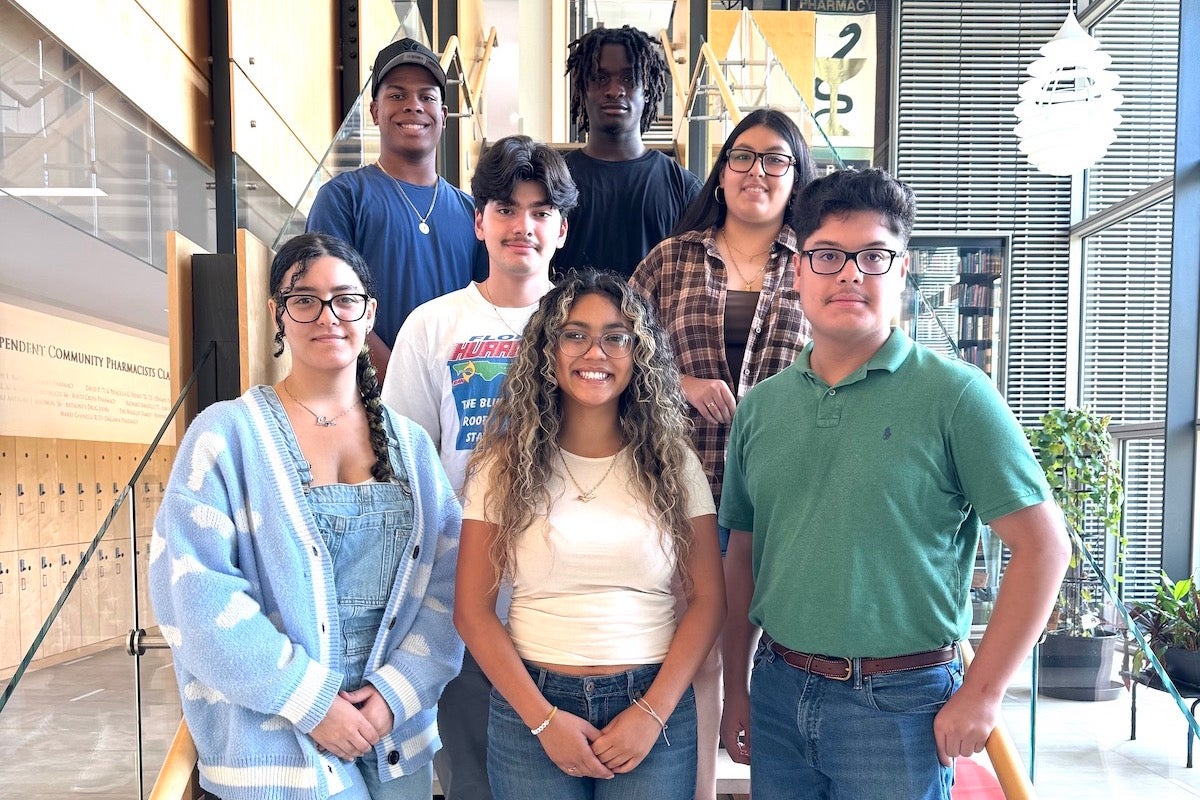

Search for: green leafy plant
xmin=1025 ymin=407 xmax=1125 ymax=637
xmin=1131 ymin=572 xmax=1200 ymax=674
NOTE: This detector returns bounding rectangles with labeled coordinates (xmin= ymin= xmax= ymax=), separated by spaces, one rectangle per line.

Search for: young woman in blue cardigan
xmin=149 ymin=232 xmax=463 ymax=800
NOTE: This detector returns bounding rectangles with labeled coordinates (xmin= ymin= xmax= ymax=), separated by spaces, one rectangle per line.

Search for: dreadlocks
xmin=565 ymin=25 xmax=667 ymax=135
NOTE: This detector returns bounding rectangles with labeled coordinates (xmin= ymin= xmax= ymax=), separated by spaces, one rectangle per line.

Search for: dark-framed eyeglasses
xmin=725 ymin=148 xmax=796 ymax=177
xmin=555 ymin=329 xmax=634 ymax=358
xmin=801 ymin=248 xmax=900 ymax=276
xmin=280 ymin=293 xmax=370 ymax=323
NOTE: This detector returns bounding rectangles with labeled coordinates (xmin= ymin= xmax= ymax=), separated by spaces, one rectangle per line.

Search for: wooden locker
xmin=135 ymin=535 xmax=155 ymax=629
xmin=136 ymin=442 xmax=157 ymax=539
xmin=54 ymin=439 xmax=79 ymax=548
xmin=0 ymin=437 xmax=16 ymax=553
xmin=13 ymin=438 xmax=40 ymax=552
xmin=17 ymin=546 xmax=59 ymax=659
xmin=74 ymin=440 xmax=98 ymax=545
xmin=93 ymin=442 xmax=115 ymax=530
xmin=54 ymin=545 xmax=84 ymax=653
xmin=76 ymin=543 xmax=102 ymax=647
xmin=96 ymin=544 xmax=122 ymax=641
xmin=0 ymin=551 xmax=18 ymax=672
xmin=34 ymin=439 xmax=61 ymax=549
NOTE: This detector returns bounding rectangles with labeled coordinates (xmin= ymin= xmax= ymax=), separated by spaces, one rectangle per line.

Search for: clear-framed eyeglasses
xmin=555 ymin=329 xmax=635 ymax=358
xmin=801 ymin=248 xmax=900 ymax=276
xmin=725 ymin=148 xmax=797 ymax=177
xmin=280 ymin=293 xmax=370 ymax=323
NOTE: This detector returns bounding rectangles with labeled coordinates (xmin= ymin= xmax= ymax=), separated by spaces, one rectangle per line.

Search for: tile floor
xmin=3 ymin=643 xmax=1200 ymax=799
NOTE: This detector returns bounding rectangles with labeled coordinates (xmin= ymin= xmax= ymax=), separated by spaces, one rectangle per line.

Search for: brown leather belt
xmin=764 ymin=634 xmax=957 ymax=681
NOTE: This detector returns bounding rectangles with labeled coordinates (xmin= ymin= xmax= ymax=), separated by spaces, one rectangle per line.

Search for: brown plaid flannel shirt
xmin=629 ymin=225 xmax=811 ymax=503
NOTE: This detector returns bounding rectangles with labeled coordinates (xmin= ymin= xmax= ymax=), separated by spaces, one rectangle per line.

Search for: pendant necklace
xmin=377 ymin=162 xmax=439 ymax=235
xmin=559 ymin=448 xmax=620 ymax=503
xmin=283 ymin=380 xmax=356 ymax=427
xmin=720 ymin=230 xmax=772 ymax=290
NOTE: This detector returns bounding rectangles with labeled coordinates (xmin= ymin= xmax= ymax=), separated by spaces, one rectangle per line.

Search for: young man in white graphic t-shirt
xmin=381 ymin=134 xmax=577 ymax=800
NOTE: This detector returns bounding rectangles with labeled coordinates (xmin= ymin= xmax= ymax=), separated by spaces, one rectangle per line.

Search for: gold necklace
xmin=559 ymin=448 xmax=621 ymax=503
xmin=479 ymin=281 xmax=523 ymax=337
xmin=376 ymin=162 xmax=439 ymax=235
xmin=720 ymin=230 xmax=772 ymax=290
xmin=282 ymin=380 xmax=357 ymax=427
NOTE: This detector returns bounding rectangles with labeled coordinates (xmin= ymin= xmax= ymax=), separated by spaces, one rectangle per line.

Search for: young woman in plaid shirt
xmin=628 ymin=108 xmax=815 ymax=800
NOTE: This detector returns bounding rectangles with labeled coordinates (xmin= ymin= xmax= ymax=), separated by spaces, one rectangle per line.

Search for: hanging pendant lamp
xmin=1013 ymin=12 xmax=1123 ymax=176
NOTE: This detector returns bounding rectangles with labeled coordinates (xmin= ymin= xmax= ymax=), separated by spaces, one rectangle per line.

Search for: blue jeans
xmin=487 ymin=663 xmax=697 ymax=800
xmin=749 ymin=637 xmax=962 ymax=800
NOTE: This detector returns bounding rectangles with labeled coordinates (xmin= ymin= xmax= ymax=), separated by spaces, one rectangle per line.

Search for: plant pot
xmin=1163 ymin=647 xmax=1200 ymax=688
xmin=1038 ymin=631 xmax=1122 ymax=701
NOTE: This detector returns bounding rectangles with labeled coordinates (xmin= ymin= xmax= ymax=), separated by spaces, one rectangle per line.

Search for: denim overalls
xmin=265 ymin=390 xmax=432 ymax=800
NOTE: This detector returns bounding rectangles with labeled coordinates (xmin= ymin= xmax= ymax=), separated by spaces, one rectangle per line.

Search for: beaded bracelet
xmin=632 ymin=696 xmax=671 ymax=747
xmin=531 ymin=706 xmax=558 ymax=736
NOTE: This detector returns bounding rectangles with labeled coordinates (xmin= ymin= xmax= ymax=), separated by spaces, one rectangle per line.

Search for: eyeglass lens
xmin=557 ymin=331 xmax=634 ymax=358
xmin=726 ymin=149 xmax=794 ymax=177
xmin=805 ymin=249 xmax=897 ymax=275
xmin=283 ymin=294 xmax=368 ymax=322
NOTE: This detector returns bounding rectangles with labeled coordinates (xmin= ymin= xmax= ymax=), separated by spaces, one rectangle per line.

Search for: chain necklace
xmin=479 ymin=281 xmax=523 ymax=337
xmin=376 ymin=162 xmax=439 ymax=234
xmin=559 ymin=448 xmax=621 ymax=503
xmin=720 ymin=230 xmax=772 ymax=290
xmin=282 ymin=380 xmax=357 ymax=427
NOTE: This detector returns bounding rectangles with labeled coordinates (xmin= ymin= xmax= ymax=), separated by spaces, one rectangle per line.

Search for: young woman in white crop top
xmin=455 ymin=270 xmax=725 ymax=800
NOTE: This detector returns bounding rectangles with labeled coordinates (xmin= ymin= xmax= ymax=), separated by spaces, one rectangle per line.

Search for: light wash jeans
xmin=487 ymin=662 xmax=697 ymax=800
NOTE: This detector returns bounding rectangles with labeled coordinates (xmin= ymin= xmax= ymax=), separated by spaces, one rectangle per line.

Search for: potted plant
xmin=1025 ymin=407 xmax=1125 ymax=701
xmin=1131 ymin=572 xmax=1200 ymax=687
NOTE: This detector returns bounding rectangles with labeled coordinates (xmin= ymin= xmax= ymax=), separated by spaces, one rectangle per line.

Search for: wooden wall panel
xmin=229 ymin=0 xmax=337 ymax=161
xmin=238 ymin=229 xmax=289 ymax=391
xmin=167 ymin=231 xmax=206 ymax=445
xmin=359 ymin=0 xmax=406 ymax=92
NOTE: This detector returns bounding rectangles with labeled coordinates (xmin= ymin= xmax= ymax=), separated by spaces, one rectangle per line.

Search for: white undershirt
xmin=462 ymin=446 xmax=714 ymax=665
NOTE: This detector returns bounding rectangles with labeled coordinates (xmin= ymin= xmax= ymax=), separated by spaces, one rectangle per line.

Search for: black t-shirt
xmin=554 ymin=148 xmax=703 ymax=280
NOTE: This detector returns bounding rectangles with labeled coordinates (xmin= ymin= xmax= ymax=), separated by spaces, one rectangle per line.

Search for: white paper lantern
xmin=1013 ymin=12 xmax=1123 ymax=176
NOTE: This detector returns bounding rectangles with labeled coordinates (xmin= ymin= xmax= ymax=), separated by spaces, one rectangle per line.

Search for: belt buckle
xmin=827 ymin=656 xmax=853 ymax=681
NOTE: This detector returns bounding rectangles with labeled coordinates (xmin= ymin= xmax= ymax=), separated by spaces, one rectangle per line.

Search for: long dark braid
xmin=356 ymin=345 xmax=394 ymax=482
xmin=271 ymin=232 xmax=393 ymax=482
xmin=565 ymin=25 xmax=667 ymax=135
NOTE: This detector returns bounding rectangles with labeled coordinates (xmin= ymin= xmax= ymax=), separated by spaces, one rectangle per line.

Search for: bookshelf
xmin=903 ymin=237 xmax=1006 ymax=383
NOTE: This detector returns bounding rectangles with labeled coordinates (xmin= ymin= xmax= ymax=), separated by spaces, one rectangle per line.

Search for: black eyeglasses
xmin=725 ymin=148 xmax=796 ymax=177
xmin=555 ymin=330 xmax=634 ymax=358
xmin=280 ymin=293 xmax=370 ymax=323
xmin=801 ymin=248 xmax=900 ymax=276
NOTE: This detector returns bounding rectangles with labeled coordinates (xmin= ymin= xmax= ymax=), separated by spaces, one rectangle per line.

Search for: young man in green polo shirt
xmin=718 ymin=168 xmax=1069 ymax=799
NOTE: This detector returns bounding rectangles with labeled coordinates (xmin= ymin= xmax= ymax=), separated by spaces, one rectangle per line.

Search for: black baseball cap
xmin=371 ymin=38 xmax=447 ymax=97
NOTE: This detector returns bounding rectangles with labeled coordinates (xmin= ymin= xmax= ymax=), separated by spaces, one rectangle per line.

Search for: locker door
xmin=0 ymin=437 xmax=16 ymax=553
xmin=17 ymin=546 xmax=59 ymax=659
xmin=77 ymin=544 xmax=102 ymax=647
xmin=55 ymin=545 xmax=83 ymax=653
xmin=0 ymin=552 xmax=18 ymax=672
xmin=74 ymin=441 xmax=97 ymax=544
xmin=54 ymin=440 xmax=78 ymax=548
xmin=13 ymin=438 xmax=40 ymax=551
xmin=35 ymin=440 xmax=60 ymax=549
xmin=93 ymin=442 xmax=114 ymax=527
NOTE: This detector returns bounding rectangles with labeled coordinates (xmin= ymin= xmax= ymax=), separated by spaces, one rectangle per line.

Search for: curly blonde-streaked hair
xmin=464 ymin=269 xmax=700 ymax=593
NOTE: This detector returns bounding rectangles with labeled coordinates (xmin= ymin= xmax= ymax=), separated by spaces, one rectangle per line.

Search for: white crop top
xmin=462 ymin=446 xmax=714 ymax=665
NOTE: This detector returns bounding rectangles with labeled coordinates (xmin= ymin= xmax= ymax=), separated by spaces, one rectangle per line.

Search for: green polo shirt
xmin=719 ymin=329 xmax=1050 ymax=658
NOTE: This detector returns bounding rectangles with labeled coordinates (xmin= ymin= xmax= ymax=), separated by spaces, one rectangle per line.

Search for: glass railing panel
xmin=273 ymin=7 xmax=432 ymax=249
xmin=0 ymin=22 xmax=215 ymax=271
xmin=0 ymin=486 xmax=143 ymax=798
xmin=0 ymin=346 xmax=209 ymax=797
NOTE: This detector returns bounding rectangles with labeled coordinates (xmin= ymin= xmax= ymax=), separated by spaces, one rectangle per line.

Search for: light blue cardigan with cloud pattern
xmin=149 ymin=385 xmax=463 ymax=800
